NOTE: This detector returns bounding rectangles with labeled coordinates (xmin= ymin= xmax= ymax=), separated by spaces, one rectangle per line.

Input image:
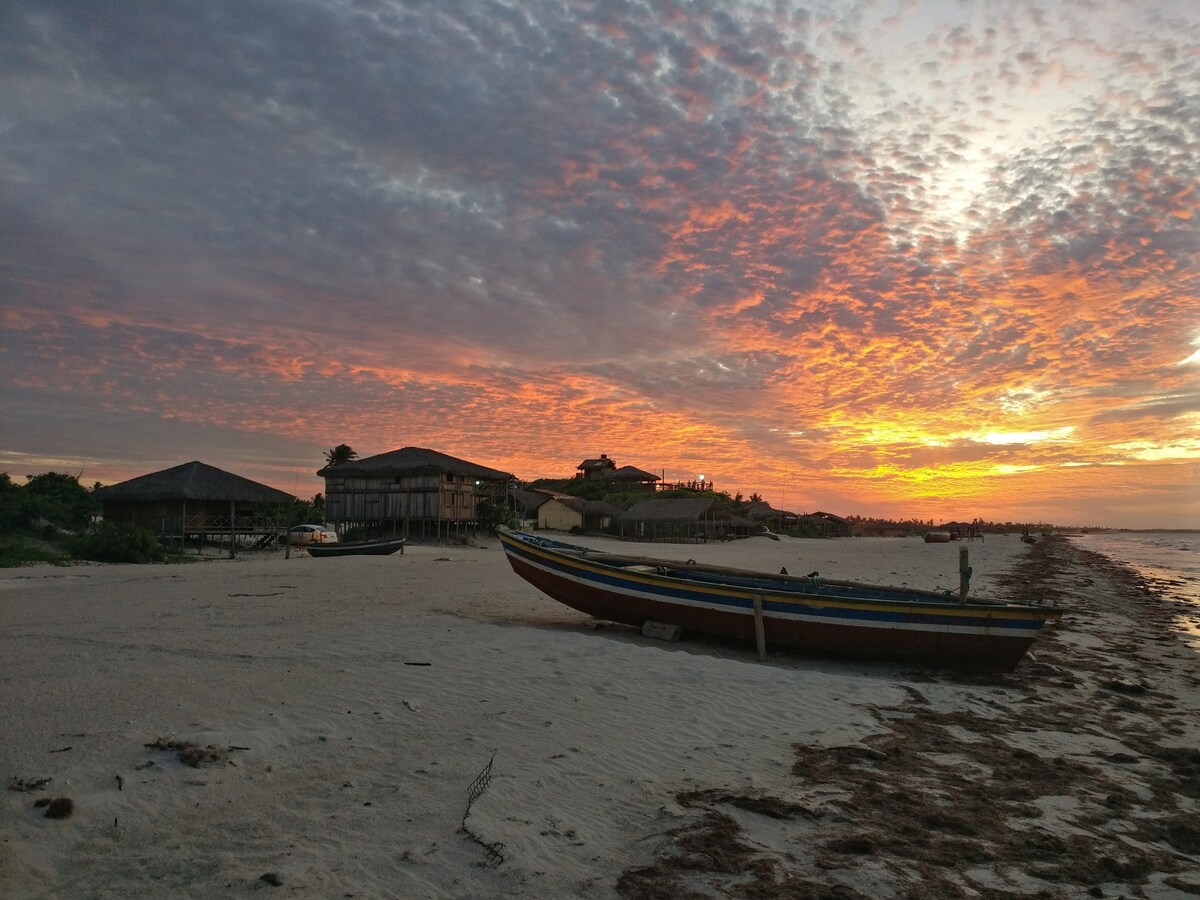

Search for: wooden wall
xmin=324 ymin=471 xmax=480 ymax=524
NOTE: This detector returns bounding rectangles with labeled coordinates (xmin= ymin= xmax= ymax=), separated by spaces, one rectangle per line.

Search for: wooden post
xmin=752 ymin=595 xmax=767 ymax=661
xmin=959 ymin=546 xmax=971 ymax=599
xmin=229 ymin=500 xmax=236 ymax=558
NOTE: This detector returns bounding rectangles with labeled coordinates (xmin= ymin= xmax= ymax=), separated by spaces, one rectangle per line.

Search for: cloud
xmin=1 ymin=0 xmax=1198 ymax=527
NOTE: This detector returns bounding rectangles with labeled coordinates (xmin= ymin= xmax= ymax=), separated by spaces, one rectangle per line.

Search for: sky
xmin=2 ymin=0 xmax=1198 ymax=529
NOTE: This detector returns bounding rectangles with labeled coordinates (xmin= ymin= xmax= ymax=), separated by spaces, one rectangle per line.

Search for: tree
xmin=749 ymin=492 xmax=763 ymax=503
xmin=0 ymin=473 xmax=25 ymax=529
xmin=22 ymin=472 xmax=98 ymax=530
xmin=324 ymin=444 xmax=357 ymax=467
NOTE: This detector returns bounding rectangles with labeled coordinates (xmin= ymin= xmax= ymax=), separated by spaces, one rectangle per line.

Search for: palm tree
xmin=323 ymin=444 xmax=358 ymax=467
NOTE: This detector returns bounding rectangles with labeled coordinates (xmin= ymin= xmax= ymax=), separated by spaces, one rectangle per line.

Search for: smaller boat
xmin=923 ymin=531 xmax=953 ymax=543
xmin=306 ymin=537 xmax=406 ymax=557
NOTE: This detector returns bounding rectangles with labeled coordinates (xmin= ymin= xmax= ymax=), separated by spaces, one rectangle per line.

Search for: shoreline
xmin=2 ymin=535 xmax=1198 ymax=897
xmin=620 ymin=535 xmax=1200 ymax=898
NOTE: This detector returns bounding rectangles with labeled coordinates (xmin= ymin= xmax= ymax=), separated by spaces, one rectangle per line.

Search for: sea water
xmin=1069 ymin=531 xmax=1200 ymax=649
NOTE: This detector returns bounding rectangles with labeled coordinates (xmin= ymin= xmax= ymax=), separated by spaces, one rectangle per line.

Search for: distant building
xmin=575 ymin=454 xmax=659 ymax=490
xmin=319 ymin=446 xmax=512 ymax=540
xmin=800 ymin=511 xmax=853 ymax=537
xmin=607 ymin=465 xmax=660 ymax=490
xmin=617 ymin=497 xmax=752 ymax=542
xmin=576 ymin=454 xmax=617 ymax=478
xmin=743 ymin=501 xmax=795 ymax=532
xmin=512 ymin=489 xmax=621 ymax=533
xmin=511 ymin=489 xmax=551 ymax=524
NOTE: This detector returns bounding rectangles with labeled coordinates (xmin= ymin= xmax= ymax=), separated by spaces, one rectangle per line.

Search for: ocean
xmin=1069 ymin=531 xmax=1200 ymax=649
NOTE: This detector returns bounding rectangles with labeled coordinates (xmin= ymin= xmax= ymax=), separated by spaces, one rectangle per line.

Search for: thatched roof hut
xmin=621 ymin=497 xmax=716 ymax=522
xmin=97 ymin=461 xmax=294 ymax=541
xmin=608 ymin=465 xmax=659 ymax=487
xmin=616 ymin=497 xmax=750 ymax=542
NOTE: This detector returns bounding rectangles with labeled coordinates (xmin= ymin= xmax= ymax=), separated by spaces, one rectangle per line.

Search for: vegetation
xmin=67 ymin=522 xmax=166 ymax=564
xmin=287 ymin=493 xmax=326 ymax=525
xmin=476 ymin=499 xmax=519 ymax=533
xmin=0 ymin=471 xmax=103 ymax=566
xmin=0 ymin=535 xmax=67 ymax=567
xmin=0 ymin=470 xmax=191 ymax=566
xmin=323 ymin=444 xmax=357 ymax=467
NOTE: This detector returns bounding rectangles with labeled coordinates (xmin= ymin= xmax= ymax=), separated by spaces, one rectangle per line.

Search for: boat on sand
xmin=497 ymin=528 xmax=1061 ymax=670
xmin=305 ymin=537 xmax=406 ymax=557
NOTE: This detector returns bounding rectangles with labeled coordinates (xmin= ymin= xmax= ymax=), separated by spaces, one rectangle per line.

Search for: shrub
xmin=22 ymin=472 xmax=99 ymax=531
xmin=0 ymin=536 xmax=68 ymax=568
xmin=68 ymin=522 xmax=166 ymax=564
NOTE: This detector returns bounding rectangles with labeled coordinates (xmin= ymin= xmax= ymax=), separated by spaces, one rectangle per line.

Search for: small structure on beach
xmin=97 ymin=461 xmax=294 ymax=554
xmin=743 ymin=501 xmax=795 ymax=533
xmin=800 ymin=511 xmax=853 ymax=537
xmin=510 ymin=489 xmax=621 ymax=534
xmin=319 ymin=446 xmax=513 ymax=541
xmin=617 ymin=497 xmax=752 ymax=542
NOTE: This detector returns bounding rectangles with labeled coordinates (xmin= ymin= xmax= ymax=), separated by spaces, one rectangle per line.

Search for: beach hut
xmin=318 ymin=446 xmax=513 ymax=541
xmin=617 ymin=497 xmax=743 ymax=542
xmin=606 ymin=465 xmax=660 ymax=491
xmin=96 ymin=461 xmax=294 ymax=555
xmin=583 ymin=500 xmax=622 ymax=533
xmin=800 ymin=511 xmax=853 ymax=537
xmin=511 ymin=489 xmax=551 ymax=527
xmin=743 ymin=501 xmax=797 ymax=533
xmin=536 ymin=493 xmax=586 ymax=532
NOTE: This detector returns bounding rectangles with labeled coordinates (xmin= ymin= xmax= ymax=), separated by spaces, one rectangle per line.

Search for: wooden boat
xmin=924 ymin=531 xmax=953 ymax=543
xmin=305 ymin=537 xmax=406 ymax=557
xmin=497 ymin=528 xmax=1061 ymax=670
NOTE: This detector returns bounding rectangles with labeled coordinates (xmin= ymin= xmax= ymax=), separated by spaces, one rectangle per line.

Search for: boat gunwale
xmin=496 ymin=528 xmax=1062 ymax=620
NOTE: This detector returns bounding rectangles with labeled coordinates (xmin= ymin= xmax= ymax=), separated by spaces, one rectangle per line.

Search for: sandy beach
xmin=2 ymin=533 xmax=1198 ymax=898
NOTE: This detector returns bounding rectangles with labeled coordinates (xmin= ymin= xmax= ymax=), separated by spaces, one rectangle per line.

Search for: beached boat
xmin=305 ymin=537 xmax=406 ymax=557
xmin=497 ymin=528 xmax=1061 ymax=670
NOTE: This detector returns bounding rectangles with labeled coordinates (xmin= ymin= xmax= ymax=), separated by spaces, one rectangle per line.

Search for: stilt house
xmin=318 ymin=447 xmax=513 ymax=540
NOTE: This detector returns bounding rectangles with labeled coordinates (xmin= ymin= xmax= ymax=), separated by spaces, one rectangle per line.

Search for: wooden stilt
xmin=753 ymin=595 xmax=767 ymax=661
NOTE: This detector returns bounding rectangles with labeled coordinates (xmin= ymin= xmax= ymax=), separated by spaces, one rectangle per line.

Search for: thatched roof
xmin=512 ymin=489 xmax=551 ymax=514
xmin=743 ymin=501 xmax=798 ymax=520
xmin=318 ymin=447 xmax=512 ymax=481
xmin=559 ymin=496 xmax=587 ymax=513
xmin=585 ymin=500 xmax=623 ymax=517
xmin=806 ymin=511 xmax=849 ymax=524
xmin=97 ymin=461 xmax=294 ymax=505
xmin=620 ymin=497 xmax=716 ymax=522
xmin=608 ymin=465 xmax=659 ymax=483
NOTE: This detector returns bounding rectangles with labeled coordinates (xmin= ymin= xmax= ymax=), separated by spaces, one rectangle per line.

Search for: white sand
xmin=3 ymin=534 xmax=1198 ymax=898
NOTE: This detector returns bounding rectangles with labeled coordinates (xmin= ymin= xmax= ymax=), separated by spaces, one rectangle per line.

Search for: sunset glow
xmin=1 ymin=1 xmax=1197 ymax=528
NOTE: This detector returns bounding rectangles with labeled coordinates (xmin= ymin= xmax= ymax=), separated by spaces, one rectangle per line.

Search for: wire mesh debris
xmin=461 ymin=751 xmax=505 ymax=865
